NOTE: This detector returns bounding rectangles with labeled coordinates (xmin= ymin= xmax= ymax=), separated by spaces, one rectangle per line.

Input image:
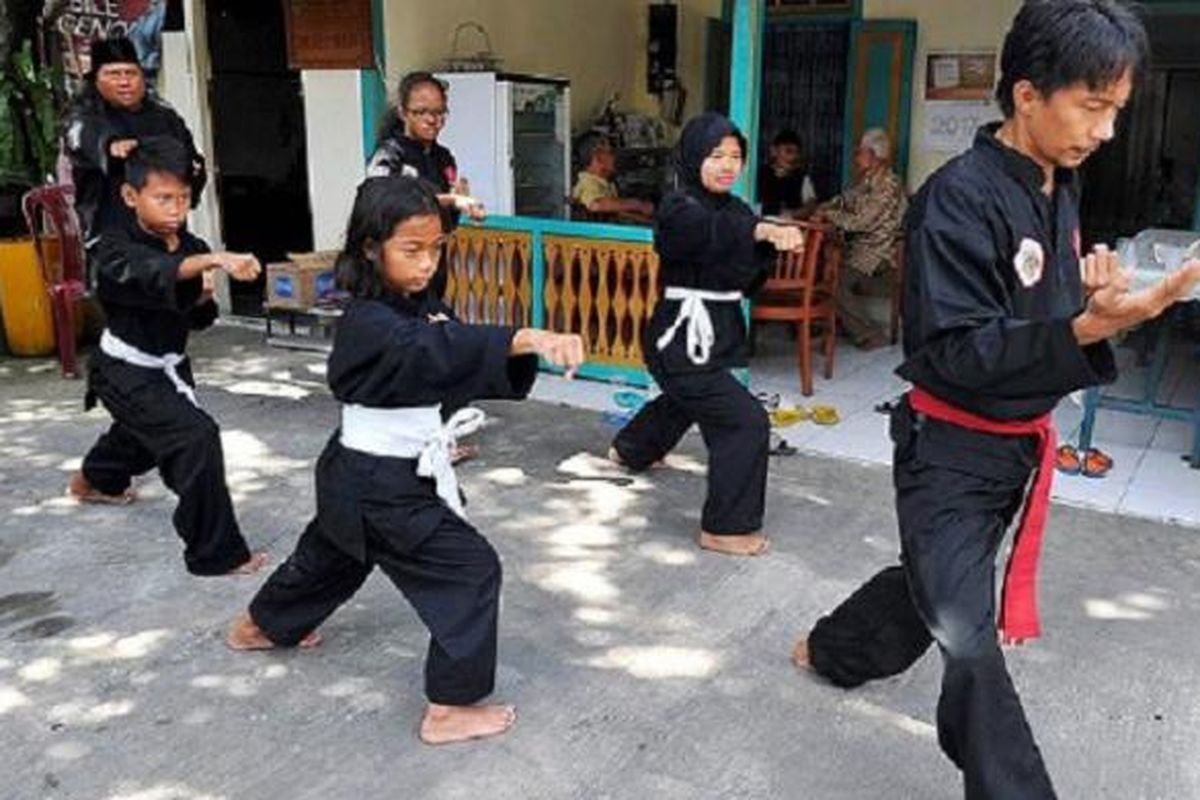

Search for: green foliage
xmin=0 ymin=40 xmax=64 ymax=189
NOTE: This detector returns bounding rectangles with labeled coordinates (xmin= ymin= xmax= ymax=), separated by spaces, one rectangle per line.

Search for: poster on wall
xmin=48 ymin=0 xmax=167 ymax=84
xmin=283 ymin=0 xmax=374 ymax=70
xmin=924 ymin=101 xmax=1003 ymax=154
xmin=925 ymin=51 xmax=997 ymax=102
xmin=923 ymin=51 xmax=1000 ymax=154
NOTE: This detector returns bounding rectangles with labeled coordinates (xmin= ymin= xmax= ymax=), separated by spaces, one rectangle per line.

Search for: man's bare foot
xmin=226 ymin=552 xmax=269 ymax=576
xmin=225 ymin=611 xmax=322 ymax=651
xmin=607 ymin=447 xmax=665 ymax=470
xmin=698 ymin=530 xmax=770 ymax=557
xmin=791 ymin=637 xmax=811 ymax=671
xmin=419 ymin=702 xmax=516 ymax=745
xmin=66 ymin=471 xmax=136 ymax=505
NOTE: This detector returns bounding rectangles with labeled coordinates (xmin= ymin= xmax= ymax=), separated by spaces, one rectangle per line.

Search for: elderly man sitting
xmin=571 ymin=135 xmax=654 ymax=223
xmin=814 ymin=128 xmax=907 ymax=350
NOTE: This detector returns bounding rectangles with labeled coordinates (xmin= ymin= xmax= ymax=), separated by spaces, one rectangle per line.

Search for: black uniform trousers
xmin=248 ymin=511 xmax=502 ymax=706
xmin=81 ymin=353 xmax=251 ymax=575
xmin=807 ymin=403 xmax=1056 ymax=800
xmin=612 ymin=365 xmax=769 ymax=534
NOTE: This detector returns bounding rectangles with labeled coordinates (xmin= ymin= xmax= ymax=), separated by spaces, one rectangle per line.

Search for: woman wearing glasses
xmin=367 ymin=71 xmax=484 ymax=300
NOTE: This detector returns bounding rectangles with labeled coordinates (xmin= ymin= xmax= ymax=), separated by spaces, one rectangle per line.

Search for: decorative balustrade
xmin=446 ymin=216 xmax=659 ymax=386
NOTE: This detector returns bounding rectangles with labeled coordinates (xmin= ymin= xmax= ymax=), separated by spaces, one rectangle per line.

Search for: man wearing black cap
xmin=62 ymin=36 xmax=206 ymax=242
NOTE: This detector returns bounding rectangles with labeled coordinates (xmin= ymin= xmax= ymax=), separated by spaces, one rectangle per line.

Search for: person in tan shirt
xmin=814 ymin=128 xmax=908 ymax=349
xmin=571 ymin=136 xmax=654 ymax=222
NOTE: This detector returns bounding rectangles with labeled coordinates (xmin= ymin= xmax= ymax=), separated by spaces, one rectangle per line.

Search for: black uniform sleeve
xmin=63 ymin=104 xmax=113 ymax=237
xmin=900 ymin=179 xmax=1114 ymax=402
xmin=655 ymin=194 xmax=773 ymax=291
xmin=93 ymin=235 xmax=192 ymax=311
xmin=330 ymin=301 xmax=537 ymax=406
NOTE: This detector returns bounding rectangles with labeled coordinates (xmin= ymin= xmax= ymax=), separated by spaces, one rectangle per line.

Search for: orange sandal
xmin=1055 ymin=445 xmax=1082 ymax=475
xmin=1081 ymin=447 xmax=1113 ymax=478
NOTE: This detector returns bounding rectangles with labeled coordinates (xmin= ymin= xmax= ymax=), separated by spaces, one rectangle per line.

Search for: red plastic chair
xmin=21 ymin=185 xmax=87 ymax=378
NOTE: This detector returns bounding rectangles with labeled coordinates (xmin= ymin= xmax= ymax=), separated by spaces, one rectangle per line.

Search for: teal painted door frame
xmin=841 ymin=19 xmax=916 ymax=187
xmin=729 ymin=0 xmax=766 ymax=202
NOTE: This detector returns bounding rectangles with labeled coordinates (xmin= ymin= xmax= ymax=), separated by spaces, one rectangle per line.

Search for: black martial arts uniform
xmin=81 ymin=221 xmax=252 ymax=575
xmin=805 ymin=125 xmax=1117 ymax=800
xmin=366 ymin=126 xmax=460 ymax=299
xmin=611 ymin=113 xmax=774 ymax=536
xmin=247 ymin=291 xmax=537 ymax=706
xmin=63 ymin=89 xmax=206 ymax=241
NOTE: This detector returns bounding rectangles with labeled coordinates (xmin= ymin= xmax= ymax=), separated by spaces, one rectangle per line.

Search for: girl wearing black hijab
xmin=609 ymin=113 xmax=804 ymax=557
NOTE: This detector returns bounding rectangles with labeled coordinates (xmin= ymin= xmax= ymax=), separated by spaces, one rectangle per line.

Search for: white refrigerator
xmin=435 ymin=71 xmax=571 ymax=219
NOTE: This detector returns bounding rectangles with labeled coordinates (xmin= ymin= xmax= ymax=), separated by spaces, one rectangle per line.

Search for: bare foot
xmin=225 ymin=611 xmax=322 ymax=651
xmin=451 ymin=443 xmax=480 ymax=465
xmin=419 ymin=702 xmax=516 ymax=745
xmin=66 ymin=471 xmax=136 ymax=505
xmin=698 ymin=530 xmax=770 ymax=557
xmin=791 ymin=637 xmax=811 ymax=671
xmin=607 ymin=447 xmax=665 ymax=471
xmin=226 ymin=552 xmax=269 ymax=576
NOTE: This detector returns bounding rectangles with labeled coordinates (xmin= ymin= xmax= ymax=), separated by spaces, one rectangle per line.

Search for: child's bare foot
xmin=226 ymin=552 xmax=269 ymax=575
xmin=418 ymin=702 xmax=516 ymax=745
xmin=66 ymin=471 xmax=136 ymax=505
xmin=698 ymin=530 xmax=770 ymax=557
xmin=451 ymin=443 xmax=480 ymax=465
xmin=791 ymin=637 xmax=811 ymax=671
xmin=225 ymin=611 xmax=322 ymax=651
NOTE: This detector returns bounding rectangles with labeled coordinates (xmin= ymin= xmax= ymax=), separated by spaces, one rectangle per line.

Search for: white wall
xmin=382 ymin=0 xmax=720 ymax=132
xmin=864 ymin=0 xmax=1022 ymax=190
xmin=300 ymin=71 xmax=367 ymax=251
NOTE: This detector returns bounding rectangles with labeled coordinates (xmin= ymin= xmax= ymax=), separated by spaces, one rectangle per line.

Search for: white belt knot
xmin=655 ymin=287 xmax=743 ymax=365
xmin=415 ymin=407 xmax=486 ymax=518
xmin=340 ymin=404 xmax=486 ymax=519
xmin=99 ymin=329 xmax=197 ymax=406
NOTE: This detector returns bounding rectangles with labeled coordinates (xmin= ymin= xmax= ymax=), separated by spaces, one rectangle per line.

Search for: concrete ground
xmin=2 ymin=325 xmax=1200 ymax=800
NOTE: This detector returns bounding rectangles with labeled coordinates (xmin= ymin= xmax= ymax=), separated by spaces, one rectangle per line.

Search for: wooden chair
xmin=751 ymin=221 xmax=840 ymax=396
xmin=21 ymin=185 xmax=87 ymax=378
xmin=889 ymin=235 xmax=905 ymax=345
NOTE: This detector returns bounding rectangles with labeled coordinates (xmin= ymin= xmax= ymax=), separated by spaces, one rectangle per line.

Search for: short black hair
xmin=123 ymin=136 xmax=193 ymax=190
xmin=771 ymin=129 xmax=801 ymax=148
xmin=398 ymin=71 xmax=447 ymax=110
xmin=336 ymin=175 xmax=443 ymax=299
xmin=996 ymin=0 xmax=1148 ymax=117
xmin=579 ymin=134 xmax=614 ymax=166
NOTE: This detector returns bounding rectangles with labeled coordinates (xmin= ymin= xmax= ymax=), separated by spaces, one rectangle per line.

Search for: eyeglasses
xmin=405 ymin=107 xmax=448 ymax=120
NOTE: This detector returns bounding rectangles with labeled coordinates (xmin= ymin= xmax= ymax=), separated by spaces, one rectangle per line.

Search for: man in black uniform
xmin=791 ymin=3 xmax=1200 ymax=798
xmin=63 ymin=37 xmax=206 ymax=242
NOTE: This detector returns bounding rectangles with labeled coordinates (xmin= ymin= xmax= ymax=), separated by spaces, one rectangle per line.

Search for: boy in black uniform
xmin=63 ymin=37 xmax=206 ymax=241
xmin=67 ymin=137 xmax=266 ymax=577
xmin=226 ymin=176 xmax=584 ymax=745
xmin=791 ymin=3 xmax=1200 ymax=798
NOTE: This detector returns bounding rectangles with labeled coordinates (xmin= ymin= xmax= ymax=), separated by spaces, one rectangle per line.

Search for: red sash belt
xmin=908 ymin=387 xmax=1056 ymax=644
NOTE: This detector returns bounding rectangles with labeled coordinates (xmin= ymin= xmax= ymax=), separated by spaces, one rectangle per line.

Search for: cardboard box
xmin=265 ymin=251 xmax=338 ymax=309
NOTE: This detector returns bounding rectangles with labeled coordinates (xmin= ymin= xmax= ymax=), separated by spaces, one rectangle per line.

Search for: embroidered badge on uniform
xmin=401 ymin=164 xmax=419 ymax=178
xmin=1013 ymin=238 xmax=1045 ymax=288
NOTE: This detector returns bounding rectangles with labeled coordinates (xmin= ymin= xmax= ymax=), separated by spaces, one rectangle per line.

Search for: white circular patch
xmin=1013 ymin=237 xmax=1045 ymax=288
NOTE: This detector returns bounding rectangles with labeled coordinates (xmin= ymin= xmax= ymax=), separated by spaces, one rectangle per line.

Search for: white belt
xmin=655 ymin=287 xmax=743 ymax=365
xmin=100 ymin=329 xmax=197 ymax=407
xmin=340 ymin=403 xmax=486 ymax=518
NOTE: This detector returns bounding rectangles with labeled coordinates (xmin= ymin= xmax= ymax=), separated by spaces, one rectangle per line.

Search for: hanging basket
xmin=441 ymin=22 xmax=502 ymax=72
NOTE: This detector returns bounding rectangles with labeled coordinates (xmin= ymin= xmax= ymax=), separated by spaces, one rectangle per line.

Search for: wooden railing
xmin=445 ymin=216 xmax=659 ymax=386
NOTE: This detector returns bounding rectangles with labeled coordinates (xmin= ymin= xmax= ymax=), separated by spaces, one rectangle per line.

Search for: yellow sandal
xmin=810 ymin=405 xmax=840 ymax=426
